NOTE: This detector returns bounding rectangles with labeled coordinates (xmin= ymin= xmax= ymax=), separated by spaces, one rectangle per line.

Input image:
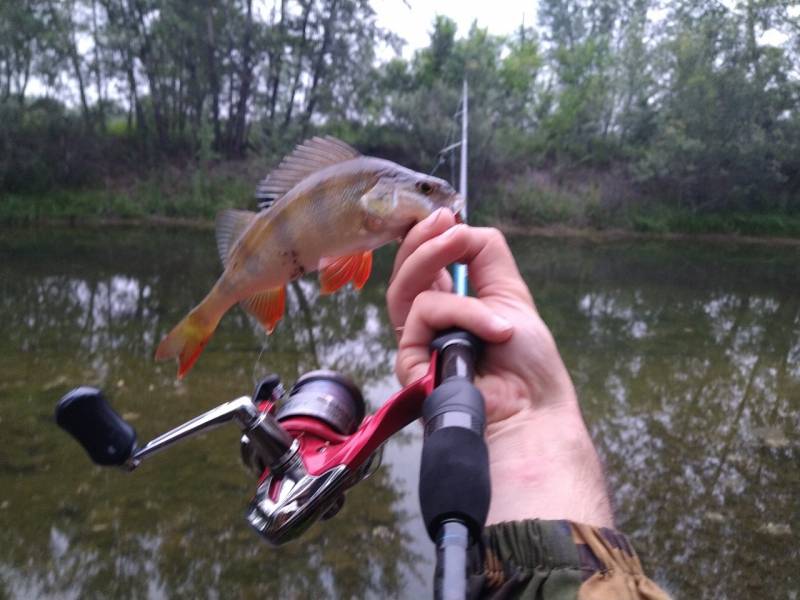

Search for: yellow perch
xmin=155 ymin=136 xmax=463 ymax=378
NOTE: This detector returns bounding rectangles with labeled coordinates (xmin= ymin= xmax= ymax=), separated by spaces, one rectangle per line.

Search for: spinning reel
xmin=56 ymin=331 xmax=490 ymax=598
xmin=56 ymin=365 xmax=436 ymax=546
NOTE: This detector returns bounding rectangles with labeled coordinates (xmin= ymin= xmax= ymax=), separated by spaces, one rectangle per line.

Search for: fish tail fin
xmin=155 ymin=305 xmax=218 ymax=379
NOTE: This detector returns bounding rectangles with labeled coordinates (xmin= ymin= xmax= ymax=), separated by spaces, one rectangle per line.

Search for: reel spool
xmin=240 ymin=370 xmax=366 ymax=478
xmin=277 ymin=370 xmax=365 ymax=435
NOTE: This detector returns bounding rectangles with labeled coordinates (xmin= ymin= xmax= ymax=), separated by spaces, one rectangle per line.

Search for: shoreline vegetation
xmin=2 ymin=161 xmax=799 ymax=246
xmin=8 ymin=215 xmax=800 ymax=247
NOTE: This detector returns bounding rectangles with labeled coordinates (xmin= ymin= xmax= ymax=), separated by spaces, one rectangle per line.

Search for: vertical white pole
xmin=459 ymin=78 xmax=468 ymax=220
xmin=454 ymin=79 xmax=469 ymax=296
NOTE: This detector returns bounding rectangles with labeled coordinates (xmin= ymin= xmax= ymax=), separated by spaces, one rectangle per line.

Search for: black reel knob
xmin=55 ymin=387 xmax=138 ymax=466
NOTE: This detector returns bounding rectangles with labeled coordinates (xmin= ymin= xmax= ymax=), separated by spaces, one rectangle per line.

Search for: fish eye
xmin=416 ymin=181 xmax=435 ymax=195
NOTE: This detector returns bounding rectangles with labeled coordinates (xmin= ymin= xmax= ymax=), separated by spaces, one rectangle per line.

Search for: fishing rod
xmin=54 ymin=82 xmax=484 ymax=599
xmin=421 ymin=79 xmax=490 ymax=600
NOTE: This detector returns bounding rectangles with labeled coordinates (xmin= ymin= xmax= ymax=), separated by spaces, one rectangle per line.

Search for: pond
xmin=0 ymin=227 xmax=798 ymax=599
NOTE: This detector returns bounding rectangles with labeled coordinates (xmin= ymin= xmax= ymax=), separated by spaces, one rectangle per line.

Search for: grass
xmin=476 ymin=173 xmax=800 ymax=239
xmin=2 ymin=159 xmax=799 ymax=240
xmin=0 ymin=162 xmax=255 ymax=224
xmin=478 ymin=175 xmax=606 ymax=228
xmin=625 ymin=206 xmax=800 ymax=238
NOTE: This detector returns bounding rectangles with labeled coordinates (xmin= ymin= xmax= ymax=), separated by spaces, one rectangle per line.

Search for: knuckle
xmin=385 ymin=282 xmax=399 ymax=306
xmin=394 ymin=351 xmax=405 ymax=375
xmin=386 ymin=277 xmax=398 ymax=297
xmin=394 ymin=350 xmax=418 ymax=383
xmin=409 ymin=290 xmax=437 ymax=314
xmin=483 ymin=227 xmax=514 ymax=261
xmin=485 ymin=227 xmax=507 ymax=246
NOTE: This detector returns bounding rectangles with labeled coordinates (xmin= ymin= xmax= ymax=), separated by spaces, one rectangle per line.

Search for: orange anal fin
xmin=240 ymin=288 xmax=286 ymax=333
xmin=352 ymin=251 xmax=372 ymax=290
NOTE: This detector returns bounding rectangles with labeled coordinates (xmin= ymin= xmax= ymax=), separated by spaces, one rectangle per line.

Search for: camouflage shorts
xmin=468 ymin=519 xmax=671 ymax=600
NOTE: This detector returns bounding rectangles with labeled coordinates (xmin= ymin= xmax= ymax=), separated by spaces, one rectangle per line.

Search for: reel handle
xmin=55 ymin=387 xmax=137 ymax=467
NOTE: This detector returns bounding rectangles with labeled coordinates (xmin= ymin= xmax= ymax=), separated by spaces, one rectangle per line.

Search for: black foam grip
xmin=419 ymin=426 xmax=491 ymax=540
xmin=422 ymin=379 xmax=486 ymax=430
xmin=55 ymin=387 xmax=137 ymax=466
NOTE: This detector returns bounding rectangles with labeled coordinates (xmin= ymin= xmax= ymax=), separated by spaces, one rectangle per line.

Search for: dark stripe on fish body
xmin=270 ymin=204 xmax=303 ymax=279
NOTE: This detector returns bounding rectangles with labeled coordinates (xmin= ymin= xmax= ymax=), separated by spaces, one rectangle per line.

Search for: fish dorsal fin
xmin=215 ymin=209 xmax=257 ymax=267
xmin=255 ymin=136 xmax=360 ymax=208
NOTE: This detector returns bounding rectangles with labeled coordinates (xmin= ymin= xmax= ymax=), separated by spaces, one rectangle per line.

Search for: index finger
xmin=390 ymin=207 xmax=457 ymax=283
xmin=387 ymin=225 xmax=534 ymax=325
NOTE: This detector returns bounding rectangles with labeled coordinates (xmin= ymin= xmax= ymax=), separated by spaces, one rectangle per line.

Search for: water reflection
xmin=0 ymin=228 xmax=411 ymax=599
xmin=516 ymin=238 xmax=800 ymax=600
xmin=1 ymin=230 xmax=798 ymax=599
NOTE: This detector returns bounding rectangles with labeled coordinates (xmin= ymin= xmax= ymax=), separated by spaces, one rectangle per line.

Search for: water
xmin=1 ymin=227 xmax=798 ymax=599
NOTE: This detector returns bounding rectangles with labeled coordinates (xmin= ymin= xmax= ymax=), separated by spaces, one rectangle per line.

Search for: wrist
xmin=484 ymin=404 xmax=614 ymax=528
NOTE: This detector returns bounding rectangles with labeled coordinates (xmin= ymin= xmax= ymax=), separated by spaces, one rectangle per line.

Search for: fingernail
xmin=491 ymin=315 xmax=513 ymax=332
xmin=429 ymin=208 xmax=446 ymax=227
xmin=441 ymin=224 xmax=462 ymax=239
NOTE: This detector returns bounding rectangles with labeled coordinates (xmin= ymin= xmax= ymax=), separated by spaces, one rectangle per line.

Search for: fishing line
xmin=251 ymin=338 xmax=269 ymax=387
xmin=429 ymin=95 xmax=464 ymax=185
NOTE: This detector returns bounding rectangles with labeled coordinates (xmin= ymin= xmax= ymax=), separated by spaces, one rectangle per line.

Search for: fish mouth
xmin=451 ymin=194 xmax=465 ymax=222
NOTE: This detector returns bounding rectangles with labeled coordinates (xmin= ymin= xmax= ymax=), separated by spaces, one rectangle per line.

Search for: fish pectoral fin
xmin=216 ymin=209 xmax=257 ymax=267
xmin=319 ymin=251 xmax=373 ymax=294
xmin=240 ymin=288 xmax=286 ymax=333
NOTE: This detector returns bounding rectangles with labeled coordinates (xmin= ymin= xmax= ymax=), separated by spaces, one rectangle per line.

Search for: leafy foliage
xmin=1 ymin=0 xmax=799 ymax=228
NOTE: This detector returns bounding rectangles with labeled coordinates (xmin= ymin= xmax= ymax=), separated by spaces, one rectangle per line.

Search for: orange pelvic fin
xmin=319 ymin=251 xmax=373 ymax=294
xmin=240 ymin=287 xmax=286 ymax=333
xmin=352 ymin=251 xmax=373 ymax=289
xmin=155 ymin=309 xmax=215 ymax=379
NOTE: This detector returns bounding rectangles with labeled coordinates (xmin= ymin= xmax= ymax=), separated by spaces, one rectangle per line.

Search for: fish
xmin=155 ymin=136 xmax=463 ymax=378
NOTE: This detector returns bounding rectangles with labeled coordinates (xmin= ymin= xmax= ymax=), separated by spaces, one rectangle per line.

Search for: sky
xmin=371 ymin=0 xmax=793 ymax=59
xmin=372 ymin=0 xmax=536 ymax=58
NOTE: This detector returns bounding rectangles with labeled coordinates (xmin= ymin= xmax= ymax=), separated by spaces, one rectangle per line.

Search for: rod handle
xmin=431 ymin=329 xmax=483 ymax=383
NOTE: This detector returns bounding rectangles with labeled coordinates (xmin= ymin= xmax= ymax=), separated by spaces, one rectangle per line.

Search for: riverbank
xmin=497 ymin=222 xmax=800 ymax=247
xmin=478 ymin=173 xmax=800 ymax=240
xmin=0 ymin=160 xmax=260 ymax=224
xmin=2 ymin=163 xmax=799 ymax=243
xmin=5 ymin=212 xmax=800 ymax=248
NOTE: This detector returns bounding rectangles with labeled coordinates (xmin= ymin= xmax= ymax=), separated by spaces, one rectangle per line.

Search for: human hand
xmin=387 ymin=209 xmax=613 ymax=527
